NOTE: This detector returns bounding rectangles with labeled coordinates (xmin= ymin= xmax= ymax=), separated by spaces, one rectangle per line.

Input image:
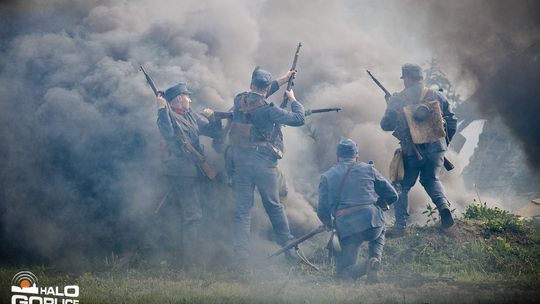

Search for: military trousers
xmin=232 ymin=163 xmax=294 ymax=267
xmin=394 ymin=151 xmax=450 ymax=229
xmin=336 ymin=227 xmax=385 ymax=279
xmin=163 ymin=176 xmax=203 ymax=268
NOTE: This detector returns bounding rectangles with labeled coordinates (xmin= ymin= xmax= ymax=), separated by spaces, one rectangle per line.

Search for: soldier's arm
xmin=435 ymin=91 xmax=457 ymax=142
xmin=317 ymin=175 xmax=333 ymax=229
xmin=380 ymin=96 xmax=400 ymax=131
xmin=268 ymin=89 xmax=305 ymax=126
xmin=195 ymin=109 xmax=223 ymax=139
xmin=276 ymin=70 xmax=296 ymax=86
xmin=156 ymin=96 xmax=175 ymax=140
xmin=372 ymin=167 xmax=399 ymax=205
xmin=266 ymin=70 xmax=296 ymax=98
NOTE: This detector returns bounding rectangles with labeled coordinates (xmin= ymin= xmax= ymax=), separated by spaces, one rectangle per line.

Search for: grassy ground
xmin=2 ymin=203 xmax=540 ymax=303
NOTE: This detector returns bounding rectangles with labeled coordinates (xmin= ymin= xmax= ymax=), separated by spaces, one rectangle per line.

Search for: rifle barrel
xmin=366 ymin=70 xmax=391 ymax=98
xmin=140 ymin=65 xmax=159 ymax=97
xmin=305 ymin=107 xmax=342 ymax=116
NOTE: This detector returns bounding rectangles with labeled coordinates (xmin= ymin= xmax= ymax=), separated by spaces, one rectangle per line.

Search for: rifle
xmin=140 ymin=65 xmax=217 ymax=179
xmin=212 ymin=111 xmax=233 ymax=120
xmin=366 ymin=70 xmax=454 ymax=171
xmin=366 ymin=70 xmax=391 ymax=101
xmin=305 ymin=107 xmax=341 ymax=116
xmin=269 ymin=225 xmax=327 ymax=258
xmin=280 ymin=42 xmax=302 ymax=109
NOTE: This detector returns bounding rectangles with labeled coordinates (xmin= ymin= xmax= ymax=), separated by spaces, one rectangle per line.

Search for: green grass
xmin=2 ymin=202 xmax=540 ymax=303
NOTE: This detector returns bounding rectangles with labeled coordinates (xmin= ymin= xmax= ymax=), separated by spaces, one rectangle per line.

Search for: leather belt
xmin=335 ymin=204 xmax=373 ymax=217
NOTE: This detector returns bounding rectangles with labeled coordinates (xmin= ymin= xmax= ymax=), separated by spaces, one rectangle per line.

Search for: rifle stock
xmin=269 ymin=225 xmax=327 ymax=258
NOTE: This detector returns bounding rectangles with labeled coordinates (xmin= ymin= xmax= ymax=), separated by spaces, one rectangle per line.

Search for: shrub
xmin=463 ymin=201 xmax=529 ymax=235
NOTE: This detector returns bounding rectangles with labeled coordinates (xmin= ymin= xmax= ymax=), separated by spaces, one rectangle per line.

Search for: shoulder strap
xmin=170 ymin=111 xmax=198 ymax=135
xmin=334 ymin=162 xmax=356 ymax=205
xmin=420 ymin=87 xmax=436 ymax=103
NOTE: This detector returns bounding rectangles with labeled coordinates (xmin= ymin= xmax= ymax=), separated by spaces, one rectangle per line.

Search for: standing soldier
xmin=155 ymin=82 xmax=220 ymax=269
xmin=318 ymin=138 xmax=398 ymax=283
xmin=380 ymin=64 xmax=457 ymax=236
xmin=228 ymin=67 xmax=302 ymax=272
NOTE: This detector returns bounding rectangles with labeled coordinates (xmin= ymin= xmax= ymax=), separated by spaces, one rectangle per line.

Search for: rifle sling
xmin=332 ymin=161 xmax=356 ymax=216
xmin=168 ymin=107 xmax=205 ymax=162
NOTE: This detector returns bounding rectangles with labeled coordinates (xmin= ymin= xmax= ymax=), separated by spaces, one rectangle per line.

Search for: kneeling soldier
xmin=317 ymin=138 xmax=398 ymax=283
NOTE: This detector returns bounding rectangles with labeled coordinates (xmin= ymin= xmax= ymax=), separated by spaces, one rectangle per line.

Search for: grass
xmin=2 ymin=202 xmax=540 ymax=303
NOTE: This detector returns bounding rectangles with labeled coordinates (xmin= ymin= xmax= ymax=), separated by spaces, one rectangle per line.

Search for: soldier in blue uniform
xmin=228 ymin=67 xmax=302 ymax=271
xmin=380 ymin=64 xmax=458 ymax=236
xmin=155 ymin=82 xmax=221 ymax=269
xmin=318 ymin=138 xmax=398 ymax=282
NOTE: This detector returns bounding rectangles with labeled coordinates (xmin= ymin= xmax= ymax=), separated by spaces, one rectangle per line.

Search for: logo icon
xmin=11 ymin=271 xmax=39 ymax=294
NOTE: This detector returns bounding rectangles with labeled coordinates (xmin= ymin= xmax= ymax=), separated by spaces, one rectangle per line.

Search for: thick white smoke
xmin=3 ymin=0 xmax=537 ymax=265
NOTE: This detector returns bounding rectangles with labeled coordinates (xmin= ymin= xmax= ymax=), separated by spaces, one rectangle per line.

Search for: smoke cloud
xmin=0 ymin=0 xmax=537 ymax=268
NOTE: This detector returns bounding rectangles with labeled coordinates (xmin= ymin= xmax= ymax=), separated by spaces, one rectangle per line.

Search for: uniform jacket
xmin=157 ymin=107 xmax=221 ymax=177
xmin=380 ymin=83 xmax=457 ymax=156
xmin=318 ymin=159 xmax=398 ymax=239
xmin=231 ymin=80 xmax=305 ymax=167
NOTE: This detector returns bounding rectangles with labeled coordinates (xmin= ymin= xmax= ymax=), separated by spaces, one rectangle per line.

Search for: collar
xmin=339 ymin=158 xmax=357 ymax=164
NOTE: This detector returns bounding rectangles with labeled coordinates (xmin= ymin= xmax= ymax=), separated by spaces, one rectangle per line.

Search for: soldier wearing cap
xmin=318 ymin=138 xmax=398 ymax=282
xmin=228 ymin=67 xmax=302 ymax=271
xmin=155 ymin=82 xmax=221 ymax=269
xmin=380 ymin=64 xmax=458 ymax=236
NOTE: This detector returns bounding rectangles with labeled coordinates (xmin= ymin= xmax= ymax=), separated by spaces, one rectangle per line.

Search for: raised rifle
xmin=140 ymin=65 xmax=217 ymax=179
xmin=366 ymin=70 xmax=454 ymax=171
xmin=280 ymin=42 xmax=302 ymax=109
xmin=305 ymin=107 xmax=341 ymax=116
xmin=367 ymin=70 xmax=391 ymax=101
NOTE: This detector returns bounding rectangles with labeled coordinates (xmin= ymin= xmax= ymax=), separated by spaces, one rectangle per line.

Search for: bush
xmin=463 ymin=201 xmax=529 ymax=235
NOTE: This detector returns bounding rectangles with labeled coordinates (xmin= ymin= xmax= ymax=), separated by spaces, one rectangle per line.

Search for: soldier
xmin=380 ymin=64 xmax=457 ymax=236
xmin=318 ymin=138 xmax=398 ymax=283
xmin=228 ymin=67 xmax=302 ymax=271
xmin=155 ymin=82 xmax=220 ymax=269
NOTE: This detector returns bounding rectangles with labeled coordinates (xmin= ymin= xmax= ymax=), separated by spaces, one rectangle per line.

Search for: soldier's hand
xmin=277 ymin=70 xmax=297 ymax=86
xmin=285 ymin=89 xmax=297 ymax=102
xmin=285 ymin=69 xmax=297 ymax=81
xmin=156 ymin=95 xmax=167 ymax=109
xmin=201 ymin=108 xmax=214 ymax=119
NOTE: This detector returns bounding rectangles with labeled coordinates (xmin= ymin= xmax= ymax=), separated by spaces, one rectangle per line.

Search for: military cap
xmin=251 ymin=66 xmax=273 ymax=88
xmin=400 ymin=63 xmax=424 ymax=79
xmin=164 ymin=83 xmax=192 ymax=102
xmin=336 ymin=138 xmax=359 ymax=158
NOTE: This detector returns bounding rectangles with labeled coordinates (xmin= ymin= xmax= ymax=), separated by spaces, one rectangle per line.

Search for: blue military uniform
xmin=380 ymin=64 xmax=457 ymax=231
xmin=318 ymin=139 xmax=398 ymax=280
xmin=156 ymin=83 xmax=221 ymax=268
xmin=229 ymin=68 xmax=305 ymax=269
